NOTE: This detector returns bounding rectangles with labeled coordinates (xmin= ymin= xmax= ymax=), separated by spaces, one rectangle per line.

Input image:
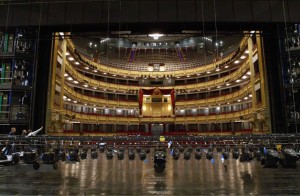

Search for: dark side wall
xmin=31 ymin=30 xmax=52 ymax=133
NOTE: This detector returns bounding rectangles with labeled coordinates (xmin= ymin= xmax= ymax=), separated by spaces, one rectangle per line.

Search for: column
xmin=46 ymin=33 xmax=59 ymax=134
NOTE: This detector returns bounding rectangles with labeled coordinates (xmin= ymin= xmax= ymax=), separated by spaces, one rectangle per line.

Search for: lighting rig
xmin=0 ymin=134 xmax=300 ymax=173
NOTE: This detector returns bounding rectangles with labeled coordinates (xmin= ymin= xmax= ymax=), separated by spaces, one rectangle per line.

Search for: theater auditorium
xmin=0 ymin=0 xmax=300 ymax=195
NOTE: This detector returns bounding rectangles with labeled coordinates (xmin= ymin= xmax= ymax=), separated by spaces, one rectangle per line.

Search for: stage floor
xmin=1 ymin=150 xmax=300 ymax=195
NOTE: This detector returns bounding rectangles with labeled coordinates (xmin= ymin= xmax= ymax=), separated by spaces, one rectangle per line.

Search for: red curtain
xmin=141 ymin=88 xmax=173 ymax=95
xmin=139 ymin=89 xmax=143 ymax=114
xmin=170 ymin=89 xmax=175 ymax=113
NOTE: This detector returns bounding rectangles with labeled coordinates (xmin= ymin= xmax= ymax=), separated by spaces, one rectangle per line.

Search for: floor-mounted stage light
xmin=106 ymin=148 xmax=114 ymax=160
xmin=117 ymin=150 xmax=124 ymax=160
xmin=67 ymin=147 xmax=80 ymax=162
xmin=41 ymin=147 xmax=58 ymax=170
xmin=222 ymin=151 xmax=229 ymax=160
xmin=206 ymin=146 xmax=213 ymax=160
xmin=139 ymin=150 xmax=147 ymax=161
xmin=240 ymin=145 xmax=253 ymax=162
xmin=22 ymin=146 xmax=39 ymax=164
xmin=261 ymin=149 xmax=281 ymax=167
xmin=184 ymin=150 xmax=191 ymax=160
xmin=80 ymin=148 xmax=88 ymax=159
xmin=98 ymin=143 xmax=106 ymax=153
xmin=153 ymin=148 xmax=166 ymax=173
xmin=254 ymin=148 xmax=262 ymax=161
xmin=232 ymin=147 xmax=240 ymax=160
xmin=282 ymin=148 xmax=299 ymax=168
xmin=195 ymin=148 xmax=202 ymax=160
xmin=128 ymin=149 xmax=135 ymax=160
xmin=172 ymin=148 xmax=180 ymax=160
xmin=91 ymin=146 xmax=98 ymax=159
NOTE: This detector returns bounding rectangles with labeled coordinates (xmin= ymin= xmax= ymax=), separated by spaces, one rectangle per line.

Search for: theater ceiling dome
xmin=70 ymin=32 xmax=243 ymax=72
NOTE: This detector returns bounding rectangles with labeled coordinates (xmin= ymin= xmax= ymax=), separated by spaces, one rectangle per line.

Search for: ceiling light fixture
xmin=149 ymin=33 xmax=164 ymax=40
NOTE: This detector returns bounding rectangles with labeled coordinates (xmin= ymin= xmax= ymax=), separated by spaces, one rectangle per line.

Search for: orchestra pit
xmin=0 ymin=0 xmax=300 ymax=195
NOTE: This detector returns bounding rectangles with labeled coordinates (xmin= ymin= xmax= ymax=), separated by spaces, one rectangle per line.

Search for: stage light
xmin=184 ymin=150 xmax=191 ymax=160
xmin=153 ymin=148 xmax=166 ymax=173
xmin=282 ymin=148 xmax=299 ymax=168
xmin=20 ymin=146 xmax=38 ymax=165
xmin=128 ymin=148 xmax=135 ymax=160
xmin=261 ymin=149 xmax=281 ymax=167
xmin=206 ymin=146 xmax=213 ymax=160
xmin=99 ymin=143 xmax=106 ymax=153
xmin=240 ymin=145 xmax=253 ymax=162
xmin=232 ymin=147 xmax=240 ymax=159
xmin=67 ymin=147 xmax=80 ymax=162
xmin=106 ymin=148 xmax=114 ymax=160
xmin=172 ymin=148 xmax=180 ymax=160
xmin=139 ymin=150 xmax=147 ymax=161
xmin=254 ymin=148 xmax=262 ymax=161
xmin=117 ymin=150 xmax=125 ymax=160
xmin=194 ymin=148 xmax=202 ymax=160
xmin=55 ymin=148 xmax=66 ymax=161
xmin=91 ymin=146 xmax=98 ymax=159
xmin=222 ymin=151 xmax=229 ymax=160
xmin=80 ymin=148 xmax=88 ymax=159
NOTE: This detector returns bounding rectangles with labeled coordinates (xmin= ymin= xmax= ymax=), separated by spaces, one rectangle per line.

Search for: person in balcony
xmin=21 ymin=129 xmax=27 ymax=136
xmin=8 ymin=127 xmax=17 ymax=135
